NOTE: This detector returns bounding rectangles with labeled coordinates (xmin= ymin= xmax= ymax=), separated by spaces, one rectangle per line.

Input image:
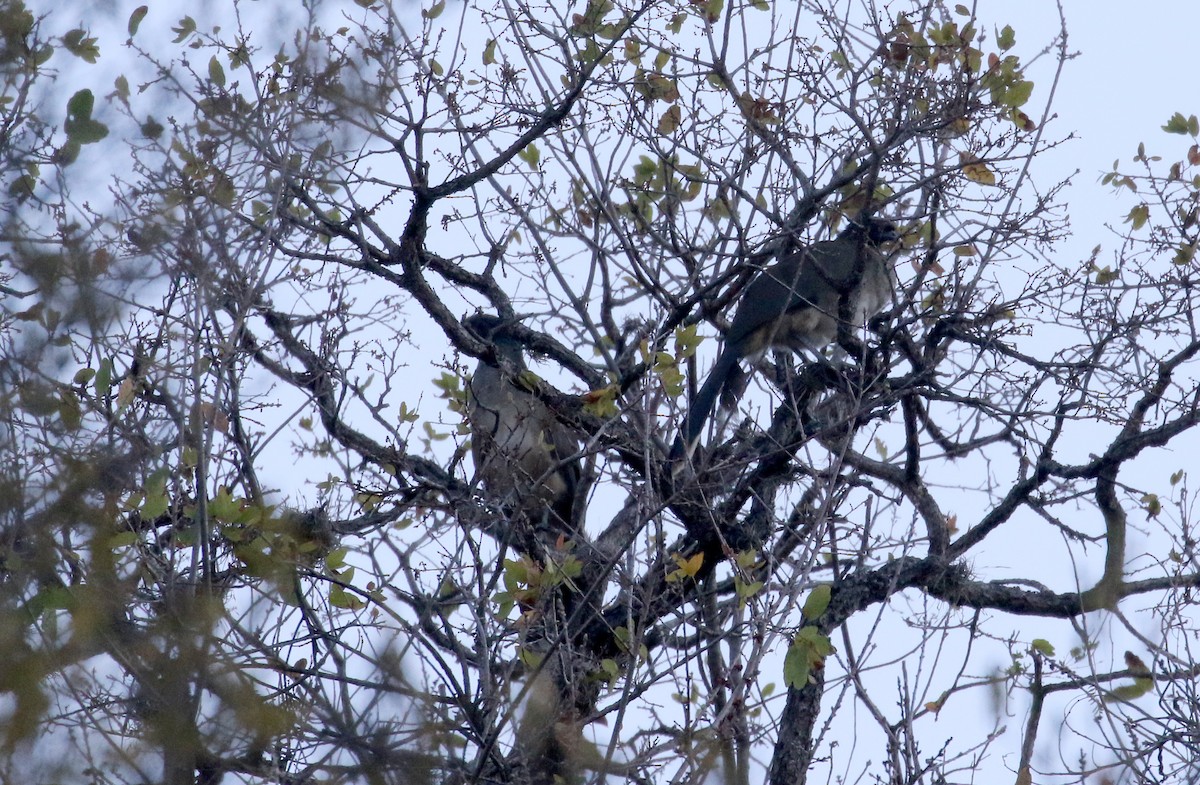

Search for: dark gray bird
xmin=465 ymin=314 xmax=582 ymax=531
xmin=673 ymin=216 xmax=901 ymax=460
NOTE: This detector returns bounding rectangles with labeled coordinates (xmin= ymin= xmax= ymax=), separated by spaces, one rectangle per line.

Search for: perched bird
xmin=673 ymin=216 xmax=901 ymax=460
xmin=465 ymin=313 xmax=582 ymax=531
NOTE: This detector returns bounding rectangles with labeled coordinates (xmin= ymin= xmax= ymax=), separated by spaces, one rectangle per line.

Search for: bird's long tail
xmin=670 ymin=348 xmax=739 ymax=462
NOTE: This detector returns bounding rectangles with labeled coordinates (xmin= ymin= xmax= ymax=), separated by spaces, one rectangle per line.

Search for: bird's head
xmin=464 ymin=313 xmax=507 ymax=341
xmin=464 ymin=313 xmax=529 ymax=363
xmin=843 ymin=216 xmax=902 ymax=247
xmin=463 ymin=312 xmax=530 ymax=340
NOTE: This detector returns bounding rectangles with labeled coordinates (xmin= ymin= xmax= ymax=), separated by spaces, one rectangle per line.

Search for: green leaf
xmin=208 ymin=486 xmax=243 ymax=523
xmin=141 ymin=477 xmax=169 ymax=519
xmin=422 ymin=0 xmax=446 ymax=19
xmin=1031 ymin=638 xmax=1055 ymax=656
xmin=141 ymin=116 xmax=164 ymax=139
xmin=1125 ymin=203 xmax=1150 ymax=230
xmin=128 ymin=6 xmax=148 ymax=37
xmin=329 ymin=578 xmax=365 ymax=610
xmin=63 ymin=89 xmax=108 ymax=147
xmin=517 ymin=142 xmax=541 ymax=170
xmin=996 ymin=24 xmax=1015 ymax=51
xmin=1003 ymin=79 xmax=1033 ymax=108
xmin=1174 ymin=242 xmax=1197 ymax=266
xmin=171 ymin=15 xmax=196 ymax=44
xmin=325 ymin=546 xmax=349 ymax=570
xmin=783 ymin=627 xmax=835 ymax=688
xmin=208 ymin=56 xmax=225 ymax=87
xmin=94 ymin=358 xmax=113 ymax=398
xmin=783 ymin=644 xmax=810 ymax=689
xmin=63 ymin=28 xmax=100 ymax=63
xmin=57 ymin=389 xmax=81 ymax=429
xmin=73 ymin=120 xmax=108 ymax=144
xmin=735 ymin=578 xmax=764 ymax=598
xmin=801 ymin=585 xmax=831 ymax=621
xmin=1104 ymin=677 xmax=1153 ymax=703
xmin=1092 ymin=264 xmax=1119 ymax=285
xmin=211 ymin=170 xmax=236 ymax=207
xmin=1163 ymin=112 xmax=1191 ymax=134
xmin=8 ymin=172 xmax=36 ymax=201
xmin=66 ymin=89 xmax=95 ymax=120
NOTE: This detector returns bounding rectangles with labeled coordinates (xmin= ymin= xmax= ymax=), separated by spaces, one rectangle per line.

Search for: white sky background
xmin=22 ymin=0 xmax=1200 ymax=782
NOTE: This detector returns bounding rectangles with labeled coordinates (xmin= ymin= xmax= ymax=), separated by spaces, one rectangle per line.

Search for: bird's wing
xmin=725 ymin=244 xmax=847 ymax=349
xmin=802 ymin=237 xmax=867 ymax=292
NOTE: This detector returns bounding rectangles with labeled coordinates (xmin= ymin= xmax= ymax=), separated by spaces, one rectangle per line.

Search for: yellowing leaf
xmin=959 ymin=153 xmax=997 ymax=185
xmin=737 ymin=92 xmax=779 ymax=123
xmin=644 ymin=73 xmax=679 ymax=102
xmin=668 ymin=551 xmax=704 ymax=582
xmin=117 ymin=376 xmax=136 ymax=409
xmin=1141 ymin=493 xmax=1161 ymax=518
xmin=1010 ymin=109 xmax=1037 ymax=131
xmin=657 ymin=104 xmax=682 ymax=135
xmin=697 ymin=0 xmax=724 ymax=23
xmin=623 ymin=38 xmax=642 ymax=63
xmin=1124 ymin=650 xmax=1151 ymax=676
